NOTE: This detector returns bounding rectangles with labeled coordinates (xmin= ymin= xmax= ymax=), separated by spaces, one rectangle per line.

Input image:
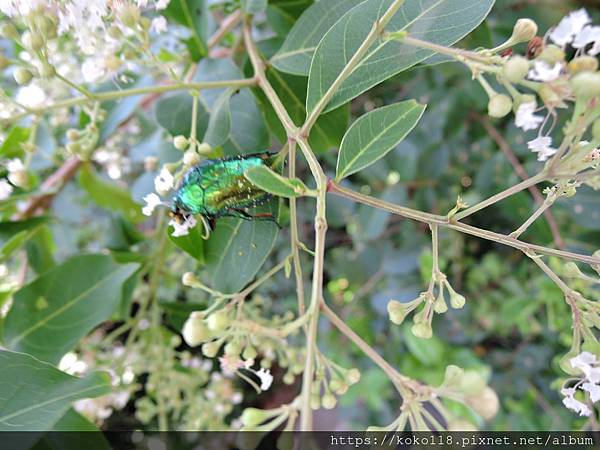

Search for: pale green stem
xmin=510 ymin=198 xmax=554 ymax=239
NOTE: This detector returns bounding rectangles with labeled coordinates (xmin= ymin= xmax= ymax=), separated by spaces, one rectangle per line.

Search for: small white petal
xmin=550 ymin=8 xmax=592 ymax=46
xmin=562 ymin=394 xmax=592 ymax=416
xmin=528 ymin=61 xmax=562 ymax=82
xmin=571 ymin=351 xmax=597 ymax=369
xmin=15 ymin=85 xmax=46 ymax=108
xmin=155 ymin=0 xmax=170 ymax=10
xmin=582 ymin=382 xmax=600 ymax=403
xmin=154 ymin=167 xmax=174 ymax=195
xmin=142 ymin=193 xmax=162 ymax=216
xmin=169 ymin=215 xmax=197 ymax=237
xmin=0 ymin=180 xmax=13 ymax=200
xmin=527 ymin=136 xmax=557 ymax=162
xmin=150 ymin=16 xmax=167 ymax=34
xmin=515 ymin=102 xmax=544 ymax=131
xmin=255 ymin=368 xmax=273 ymax=391
xmin=572 ymin=25 xmax=600 ymax=50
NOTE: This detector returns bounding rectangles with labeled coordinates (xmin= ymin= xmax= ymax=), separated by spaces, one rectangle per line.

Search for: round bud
xmin=183 ymin=150 xmax=201 ymax=166
xmin=22 ymin=31 xmax=44 ymax=51
xmin=411 ymin=322 xmax=432 ymax=339
xmin=224 ymin=341 xmax=241 ymax=356
xmin=310 ymin=394 xmax=320 ymax=410
xmin=13 ymin=67 xmax=33 ymax=85
xmin=571 ymin=71 xmax=600 ymax=100
xmin=9 ymin=171 xmax=28 ymax=188
xmin=108 ymin=26 xmax=123 ymax=39
xmin=65 ymin=142 xmax=81 ymax=154
xmin=487 ymin=94 xmax=513 ymax=118
xmin=181 ymin=271 xmax=198 ymax=286
xmin=1 ymin=23 xmax=18 ymax=39
xmin=242 ymin=345 xmax=257 ymax=360
xmin=182 ymin=315 xmax=211 ymax=347
xmin=173 ymin=135 xmax=189 ymax=150
xmin=321 ymin=393 xmax=337 ymax=410
xmin=347 ymin=368 xmax=361 ymax=384
xmin=387 ymin=300 xmax=407 ymax=325
xmin=563 ymin=262 xmax=583 ymax=278
xmin=511 ymin=18 xmax=538 ymax=43
xmin=240 ymin=408 xmax=267 ymax=427
xmin=538 ymin=45 xmax=565 ymax=64
xmin=207 ymin=310 xmax=231 ymax=332
xmin=433 ymin=291 xmax=448 ymax=314
xmin=466 ymin=386 xmax=499 ymax=421
xmin=449 ymin=291 xmax=466 ymax=309
xmin=568 ymin=56 xmax=599 ymax=74
xmin=503 ymin=56 xmax=529 ymax=83
xmin=283 ymin=372 xmax=295 ymax=385
xmin=443 ymin=364 xmax=464 ymax=388
xmin=201 ymin=341 xmax=220 ymax=358
xmin=197 ymin=142 xmax=212 ymax=155
xmin=459 ymin=371 xmax=486 ymax=396
xmin=120 ymin=5 xmax=141 ymax=28
xmin=39 ymin=63 xmax=55 ymax=78
xmin=329 ymin=378 xmax=342 ymax=392
xmin=334 ymin=382 xmax=348 ymax=395
xmin=140 ymin=17 xmax=151 ymax=30
xmin=105 ymin=55 xmax=121 ymax=71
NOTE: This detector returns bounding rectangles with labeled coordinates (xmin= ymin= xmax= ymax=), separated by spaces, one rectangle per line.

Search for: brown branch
xmin=474 ymin=113 xmax=565 ymax=249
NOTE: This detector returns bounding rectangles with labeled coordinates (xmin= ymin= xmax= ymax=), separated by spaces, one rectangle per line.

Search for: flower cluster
xmin=561 ymin=352 xmax=600 ymax=417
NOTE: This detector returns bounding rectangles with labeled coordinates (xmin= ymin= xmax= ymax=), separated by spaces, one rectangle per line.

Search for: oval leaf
xmin=336 ymin=100 xmax=426 ymax=180
xmin=245 ymin=165 xmax=307 ymax=198
xmin=0 ymin=350 xmax=111 ymax=431
xmin=3 ymin=254 xmax=139 ymax=364
xmin=271 ymin=0 xmax=365 ymax=75
xmin=205 ymin=201 xmax=279 ymax=294
xmin=306 ymin=0 xmax=494 ymax=114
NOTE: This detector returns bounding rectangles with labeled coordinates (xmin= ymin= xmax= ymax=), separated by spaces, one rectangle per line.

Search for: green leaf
xmin=271 ymin=0 xmax=365 ymax=75
xmin=402 ymin=325 xmax=445 ymax=366
xmin=243 ymin=0 xmax=268 ymax=14
xmin=155 ymin=92 xmax=210 ymax=137
xmin=164 ymin=0 xmax=212 ymax=60
xmin=26 ymin=224 xmax=56 ymax=274
xmin=267 ymin=0 xmax=314 ymax=37
xmin=0 ymin=350 xmax=111 ymax=431
xmin=79 ymin=163 xmax=145 ymax=223
xmin=205 ymin=201 xmax=279 ymax=294
xmin=3 ymin=254 xmax=139 ymax=364
xmin=223 ymin=90 xmax=270 ymax=155
xmin=203 ymin=89 xmax=233 ymax=148
xmin=245 ymin=165 xmax=308 ymax=198
xmin=306 ymin=0 xmax=495 ymax=113
xmin=0 ymin=217 xmax=50 ymax=263
xmin=51 ymin=408 xmax=103 ymax=432
xmin=336 ymin=101 xmax=426 ymax=180
xmin=169 ymin=222 xmax=206 ymax=262
xmin=255 ymin=68 xmax=349 ymax=153
xmin=0 ymin=126 xmax=30 ymax=159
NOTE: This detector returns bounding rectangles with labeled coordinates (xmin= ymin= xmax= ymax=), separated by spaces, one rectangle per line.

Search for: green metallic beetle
xmin=170 ymin=152 xmax=279 ymax=228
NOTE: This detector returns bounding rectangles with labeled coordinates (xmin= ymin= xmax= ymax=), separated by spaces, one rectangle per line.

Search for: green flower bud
xmin=22 ymin=31 xmax=44 ymax=51
xmin=108 ymin=26 xmax=123 ymax=39
xmin=140 ymin=17 xmax=151 ymax=30
xmin=14 ymin=67 xmax=33 ymax=85
xmin=65 ymin=142 xmax=81 ymax=154
xmin=442 ymin=364 xmax=464 ymax=388
xmin=197 ymin=142 xmax=212 ymax=155
xmin=411 ymin=322 xmax=432 ymax=339
xmin=329 ymin=378 xmax=342 ymax=392
xmin=571 ymin=71 xmax=600 ymax=100
xmin=242 ymin=345 xmax=257 ymax=360
xmin=36 ymin=16 xmax=57 ymax=38
xmin=310 ymin=394 xmax=321 ymax=410
xmin=1 ymin=23 xmax=18 ymax=39
xmin=9 ymin=170 xmax=28 ymax=188
xmin=503 ymin=56 xmax=530 ymax=83
xmin=240 ymin=407 xmax=268 ymax=427
xmin=173 ymin=135 xmax=189 ymax=150
xmin=387 ymin=300 xmax=407 ymax=324
xmin=459 ymin=371 xmax=486 ymax=396
xmin=334 ymin=382 xmax=348 ymax=395
xmin=201 ymin=340 xmax=221 ymax=358
xmin=224 ymin=340 xmax=242 ymax=356
xmin=511 ymin=18 xmax=538 ymax=43
xmin=120 ymin=5 xmax=141 ymax=28
xmin=207 ymin=310 xmax=231 ymax=332
xmin=183 ymin=150 xmax=201 ymax=166
xmin=433 ymin=290 xmax=448 ymax=314
xmin=488 ymin=94 xmax=513 ymax=118
xmin=447 ymin=283 xmax=466 ymax=309
xmin=321 ymin=393 xmax=337 ymax=410
xmin=283 ymin=372 xmax=295 ymax=385
xmin=466 ymin=386 xmax=499 ymax=421
xmin=182 ymin=314 xmax=211 ymax=347
xmin=105 ymin=55 xmax=121 ymax=71
xmin=568 ymin=56 xmax=599 ymax=74
xmin=538 ymin=45 xmax=565 ymax=64
xmin=347 ymin=368 xmax=361 ymax=385
xmin=563 ymin=262 xmax=584 ymax=278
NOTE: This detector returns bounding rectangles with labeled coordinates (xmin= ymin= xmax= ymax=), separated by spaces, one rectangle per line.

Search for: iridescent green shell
xmin=172 ymin=152 xmax=276 ymax=218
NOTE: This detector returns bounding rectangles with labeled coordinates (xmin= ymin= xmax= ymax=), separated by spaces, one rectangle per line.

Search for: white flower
xmin=58 ymin=0 xmax=110 ymax=55
xmin=150 ymin=16 xmax=168 ymax=34
xmin=255 ymin=368 xmax=273 ymax=391
xmin=573 ymin=25 xmax=600 ymax=55
xmin=562 ymin=391 xmax=591 ymax=416
xmin=582 ymin=382 xmax=600 ymax=403
xmin=142 ymin=193 xmax=162 ymax=216
xmin=82 ymin=57 xmax=107 ymax=83
xmin=571 ymin=351 xmax=600 ymax=383
xmin=154 ymin=167 xmax=174 ymax=195
xmin=549 ymin=8 xmax=591 ymax=47
xmin=528 ymin=61 xmax=562 ymax=82
xmin=15 ymin=84 xmax=46 ymax=108
xmin=0 ymin=180 xmax=13 ymax=200
xmin=527 ymin=136 xmax=557 ymax=161
xmin=169 ymin=215 xmax=197 ymax=237
xmin=0 ymin=0 xmax=45 ymax=17
xmin=155 ymin=0 xmax=170 ymax=10
xmin=137 ymin=0 xmax=149 ymax=7
xmin=515 ymin=102 xmax=544 ymax=131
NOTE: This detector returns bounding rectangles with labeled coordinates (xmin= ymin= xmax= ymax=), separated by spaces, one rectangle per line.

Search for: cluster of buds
xmin=388 ymin=271 xmax=466 ymax=339
xmin=308 ymin=356 xmax=361 ymax=411
xmin=173 ymin=135 xmax=212 ymax=167
xmin=65 ymin=121 xmax=101 ymax=160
